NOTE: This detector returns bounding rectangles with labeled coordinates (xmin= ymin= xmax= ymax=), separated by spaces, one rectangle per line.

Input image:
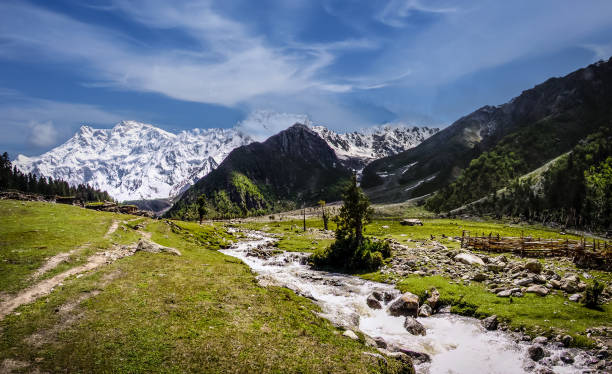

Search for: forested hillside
xmin=0 ymin=152 xmax=112 ymax=202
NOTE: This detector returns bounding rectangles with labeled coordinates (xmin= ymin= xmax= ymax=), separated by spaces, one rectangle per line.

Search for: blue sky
xmin=1 ymin=0 xmax=612 ymax=157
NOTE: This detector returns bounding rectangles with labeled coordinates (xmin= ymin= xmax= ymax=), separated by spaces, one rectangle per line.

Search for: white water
xmin=221 ymin=233 xmax=593 ymax=374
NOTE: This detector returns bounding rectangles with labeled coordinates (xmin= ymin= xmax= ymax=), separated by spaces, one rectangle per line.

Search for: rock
xmin=396 ymin=347 xmax=431 ymax=363
xmin=577 ymin=282 xmax=587 ymax=292
xmin=438 ymin=305 xmax=451 ymax=314
xmin=527 ymin=345 xmax=546 ymax=361
xmin=373 ymin=336 xmax=387 ymax=349
xmin=455 ymin=252 xmax=485 ymax=266
xmin=496 ymin=290 xmax=512 ymax=297
xmin=403 ymin=317 xmax=426 ymax=336
xmin=383 ymin=291 xmax=399 ymax=303
xmin=568 ymin=293 xmax=582 ymax=302
xmin=533 ymin=336 xmax=548 ymax=345
xmin=364 ymin=336 xmax=377 ymax=348
xmin=526 ymin=285 xmax=549 ymax=296
xmin=514 ymin=277 xmax=533 ymax=287
xmin=472 ymin=273 xmax=488 ymax=282
xmin=482 ymin=315 xmax=498 ymax=331
xmin=371 ymin=291 xmax=383 ymax=301
xmin=561 ymin=335 xmax=572 ymax=347
xmin=487 ymin=263 xmax=504 ymax=273
xmin=343 ymin=330 xmax=359 ymax=340
xmin=426 ymin=288 xmax=440 ymax=310
xmin=549 ymin=279 xmax=561 ymax=289
xmin=400 ymin=219 xmax=423 ymax=226
xmin=367 ymin=294 xmax=382 ymax=309
xmin=388 ymin=292 xmax=419 ymax=317
xmin=136 ymin=239 xmax=181 ymax=256
xmin=418 ymin=304 xmax=432 ymax=317
xmin=559 ymin=351 xmax=574 ymax=364
xmin=525 ymin=260 xmax=542 ymax=274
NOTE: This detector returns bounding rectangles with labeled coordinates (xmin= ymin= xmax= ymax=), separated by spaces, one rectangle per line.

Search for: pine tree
xmin=334 ymin=174 xmax=372 ymax=244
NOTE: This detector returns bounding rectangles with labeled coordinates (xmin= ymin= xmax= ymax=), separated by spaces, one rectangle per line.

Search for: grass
xmin=361 ymin=273 xmax=610 ymax=347
xmin=0 ymin=200 xmax=409 ymax=373
xmin=0 ymin=200 xmax=139 ymax=294
xmin=236 ymin=219 xmax=334 ymax=253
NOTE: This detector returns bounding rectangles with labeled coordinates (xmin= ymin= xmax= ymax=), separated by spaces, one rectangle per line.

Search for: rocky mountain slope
xmin=15 ymin=121 xmax=253 ymax=201
xmin=362 ymin=57 xmax=612 ymax=203
xmin=311 ymin=125 xmax=438 ymax=171
xmin=166 ymin=124 xmax=352 ymax=220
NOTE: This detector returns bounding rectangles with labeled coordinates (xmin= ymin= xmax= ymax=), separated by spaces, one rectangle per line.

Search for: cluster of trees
xmin=448 ymin=128 xmax=612 ymax=231
xmin=0 ymin=152 xmax=113 ymax=202
xmin=310 ymin=174 xmax=390 ymax=272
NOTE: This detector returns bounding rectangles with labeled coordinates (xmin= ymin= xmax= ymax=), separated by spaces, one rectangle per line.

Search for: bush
xmin=310 ymin=236 xmax=391 ymax=272
xmin=583 ymin=280 xmax=604 ymax=309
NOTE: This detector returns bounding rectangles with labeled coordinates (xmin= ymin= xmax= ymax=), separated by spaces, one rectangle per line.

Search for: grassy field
xmin=0 ymin=201 xmax=408 ymax=373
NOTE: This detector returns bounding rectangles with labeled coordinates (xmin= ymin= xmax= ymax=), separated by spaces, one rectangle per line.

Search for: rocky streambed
xmin=222 ymin=231 xmax=608 ymax=374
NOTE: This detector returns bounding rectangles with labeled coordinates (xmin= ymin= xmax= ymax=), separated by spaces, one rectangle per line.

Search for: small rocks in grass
xmin=527 ymin=345 xmax=546 ymax=361
xmin=482 ymin=315 xmax=498 ymax=331
xmin=525 ymin=260 xmax=542 ymax=274
xmin=403 ymin=317 xmax=426 ymax=336
xmin=343 ymin=330 xmax=359 ymax=340
xmin=526 ymin=285 xmax=549 ymax=296
xmin=568 ymin=293 xmax=582 ymax=302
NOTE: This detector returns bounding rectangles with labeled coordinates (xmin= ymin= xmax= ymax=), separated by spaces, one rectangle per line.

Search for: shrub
xmin=583 ymin=280 xmax=604 ymax=309
xmin=310 ymin=236 xmax=390 ymax=272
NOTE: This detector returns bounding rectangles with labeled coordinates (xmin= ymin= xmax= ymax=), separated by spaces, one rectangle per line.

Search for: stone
xmin=400 ymin=219 xmax=423 ymax=226
xmin=373 ymin=336 xmax=387 ymax=349
xmin=388 ymin=292 xmax=419 ymax=317
xmin=343 ymin=330 xmax=359 ymax=340
xmin=472 ymin=273 xmax=488 ymax=282
xmin=482 ymin=315 xmax=498 ymax=330
xmin=559 ymin=351 xmax=574 ymax=364
xmin=526 ymin=285 xmax=549 ymax=296
xmin=496 ymin=290 xmax=512 ymax=297
xmin=396 ymin=347 xmax=431 ymax=363
xmin=136 ymin=239 xmax=181 ymax=256
xmin=527 ymin=345 xmax=546 ymax=361
xmin=514 ymin=277 xmax=533 ymax=287
xmin=487 ymin=263 xmax=504 ymax=273
xmin=403 ymin=317 xmax=426 ymax=336
xmin=364 ymin=336 xmax=377 ymax=348
xmin=418 ymin=304 xmax=432 ymax=317
xmin=455 ymin=252 xmax=485 ymax=266
xmin=383 ymin=291 xmax=399 ymax=304
xmin=568 ymin=293 xmax=582 ymax=302
xmin=426 ymin=288 xmax=440 ymax=310
xmin=533 ymin=336 xmax=548 ymax=345
xmin=550 ymin=279 xmax=561 ymax=289
xmin=367 ymin=294 xmax=382 ymax=309
xmin=525 ymin=260 xmax=543 ymax=274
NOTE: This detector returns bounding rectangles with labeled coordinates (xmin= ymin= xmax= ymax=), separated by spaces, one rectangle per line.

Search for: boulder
xmin=367 ymin=294 xmax=382 ymax=309
xmin=426 ymin=288 xmax=440 ymax=310
xmin=568 ymin=293 xmax=582 ymax=302
xmin=527 ymin=345 xmax=546 ymax=361
xmin=472 ymin=273 xmax=488 ymax=282
xmin=514 ymin=277 xmax=534 ymax=287
xmin=388 ymin=292 xmax=419 ymax=317
xmin=559 ymin=351 xmax=574 ymax=364
xmin=525 ymin=260 xmax=543 ymax=274
xmin=526 ymin=285 xmax=549 ymax=296
xmin=395 ymin=347 xmax=431 ymax=363
xmin=561 ymin=335 xmax=573 ymax=347
xmin=418 ymin=304 xmax=432 ymax=317
xmin=136 ymin=239 xmax=181 ymax=256
xmin=496 ymin=290 xmax=512 ymax=298
xmin=455 ymin=252 xmax=485 ymax=266
xmin=403 ymin=317 xmax=426 ymax=336
xmin=561 ymin=280 xmax=579 ymax=293
xmin=533 ymin=336 xmax=548 ymax=345
xmin=487 ymin=263 xmax=504 ymax=273
xmin=400 ymin=219 xmax=423 ymax=226
xmin=482 ymin=315 xmax=498 ymax=331
xmin=550 ymin=279 xmax=561 ymax=289
xmin=342 ymin=330 xmax=359 ymax=340
xmin=383 ymin=290 xmax=399 ymax=303
xmin=373 ymin=336 xmax=387 ymax=349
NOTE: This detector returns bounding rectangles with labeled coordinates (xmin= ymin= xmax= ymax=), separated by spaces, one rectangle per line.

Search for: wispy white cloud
xmin=28 ymin=121 xmax=59 ymax=147
xmin=0 ymin=1 xmax=373 ymax=107
xmin=377 ymin=0 xmax=458 ymax=28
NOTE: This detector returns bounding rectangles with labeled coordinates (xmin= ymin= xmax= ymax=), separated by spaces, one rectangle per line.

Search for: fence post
xmin=461 ymin=230 xmax=465 ymax=248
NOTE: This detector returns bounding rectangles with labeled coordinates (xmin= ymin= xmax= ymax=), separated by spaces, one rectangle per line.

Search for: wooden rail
xmin=461 ymin=231 xmax=611 ymax=271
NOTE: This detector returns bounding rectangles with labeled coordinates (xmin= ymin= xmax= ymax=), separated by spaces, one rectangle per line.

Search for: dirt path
xmin=29 ymin=245 xmax=89 ymax=281
xmin=0 ymin=244 xmax=137 ymax=321
xmin=104 ymin=219 xmax=120 ymax=239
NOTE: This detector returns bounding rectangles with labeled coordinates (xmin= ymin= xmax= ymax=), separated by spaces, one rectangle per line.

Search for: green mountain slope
xmin=167 ymin=124 xmax=352 ymax=220
xmin=362 ymin=57 xmax=612 ymax=204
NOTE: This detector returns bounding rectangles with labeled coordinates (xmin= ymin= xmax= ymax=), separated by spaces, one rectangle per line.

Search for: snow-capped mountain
xmin=15 ymin=121 xmax=253 ymax=201
xmin=14 ymin=118 xmax=438 ymax=202
xmin=311 ymin=124 xmax=439 ymax=171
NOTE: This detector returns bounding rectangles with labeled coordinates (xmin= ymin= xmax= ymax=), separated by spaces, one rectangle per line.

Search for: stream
xmin=221 ymin=232 xmax=596 ymax=374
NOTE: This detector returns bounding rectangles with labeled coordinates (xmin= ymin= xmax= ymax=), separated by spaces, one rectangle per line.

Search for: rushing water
xmin=221 ymin=232 xmax=594 ymax=374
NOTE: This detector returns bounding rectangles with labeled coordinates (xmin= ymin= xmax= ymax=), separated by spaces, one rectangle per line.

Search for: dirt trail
xmin=0 ymin=244 xmax=136 ymax=321
xmin=29 ymin=245 xmax=89 ymax=281
xmin=104 ymin=219 xmax=120 ymax=239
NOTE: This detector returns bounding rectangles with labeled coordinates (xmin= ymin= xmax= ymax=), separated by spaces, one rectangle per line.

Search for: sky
xmin=1 ymin=0 xmax=612 ymax=157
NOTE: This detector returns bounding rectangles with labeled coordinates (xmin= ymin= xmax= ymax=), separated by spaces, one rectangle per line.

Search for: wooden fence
xmin=461 ymin=231 xmax=612 ymax=271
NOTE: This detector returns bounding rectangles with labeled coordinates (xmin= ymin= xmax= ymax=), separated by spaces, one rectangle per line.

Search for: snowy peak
xmin=311 ymin=124 xmax=439 ymax=169
xmin=15 ymin=121 xmax=253 ymax=201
